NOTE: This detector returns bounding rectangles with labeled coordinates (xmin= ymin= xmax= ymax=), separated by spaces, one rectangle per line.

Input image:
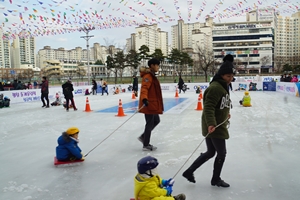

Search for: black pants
xmin=66 ymin=98 xmax=76 ymax=110
xmin=186 ymin=138 xmax=227 ymax=181
xmin=92 ymin=88 xmax=97 ymax=95
xmin=102 ymin=87 xmax=108 ymax=95
xmin=41 ymin=93 xmax=49 ymax=107
xmin=229 ymin=83 xmax=233 ymax=91
xmin=140 ymin=114 xmax=160 ymax=146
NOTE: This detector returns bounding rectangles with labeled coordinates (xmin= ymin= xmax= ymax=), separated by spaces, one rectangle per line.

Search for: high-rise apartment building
xmin=10 ymin=34 xmax=35 ymax=69
xmin=275 ymin=10 xmax=300 ymax=69
xmin=0 ymin=29 xmax=11 ymax=68
xmin=134 ymin=24 xmax=168 ymax=56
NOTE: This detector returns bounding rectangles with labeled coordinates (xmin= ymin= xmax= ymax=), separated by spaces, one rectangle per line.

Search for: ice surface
xmin=1 ymin=90 xmax=300 ymax=200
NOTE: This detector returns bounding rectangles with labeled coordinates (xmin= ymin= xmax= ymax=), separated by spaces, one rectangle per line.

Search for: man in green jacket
xmin=182 ymin=54 xmax=235 ymax=188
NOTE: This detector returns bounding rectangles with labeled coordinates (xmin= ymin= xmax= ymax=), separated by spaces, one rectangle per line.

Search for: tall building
xmin=134 ymin=24 xmax=168 ymax=56
xmin=0 ymin=29 xmax=11 ymax=68
xmin=212 ymin=20 xmax=275 ymax=74
xmin=11 ymin=34 xmax=36 ymax=69
xmin=275 ymin=10 xmax=300 ymax=69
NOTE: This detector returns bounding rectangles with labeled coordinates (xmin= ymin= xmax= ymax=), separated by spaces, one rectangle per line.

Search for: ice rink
xmin=1 ymin=90 xmax=300 ymax=200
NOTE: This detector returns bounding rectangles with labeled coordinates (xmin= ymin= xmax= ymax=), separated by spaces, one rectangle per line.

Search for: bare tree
xmin=274 ymin=56 xmax=286 ymax=73
xmin=193 ymin=45 xmax=216 ymax=82
xmin=260 ymin=56 xmax=271 ymax=67
xmin=243 ymin=56 xmax=253 ymax=69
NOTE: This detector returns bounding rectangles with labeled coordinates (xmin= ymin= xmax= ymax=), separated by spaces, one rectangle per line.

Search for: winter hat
xmin=217 ymin=54 xmax=235 ymax=75
xmin=148 ymin=58 xmax=160 ymax=67
xmin=244 ymin=91 xmax=249 ymax=95
xmin=223 ymin=54 xmax=234 ymax=62
xmin=66 ymin=127 xmax=80 ymax=135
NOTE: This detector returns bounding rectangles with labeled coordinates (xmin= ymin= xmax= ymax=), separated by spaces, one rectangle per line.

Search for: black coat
xmin=62 ymin=82 xmax=74 ymax=99
xmin=178 ymin=78 xmax=184 ymax=89
xmin=133 ymin=77 xmax=138 ymax=91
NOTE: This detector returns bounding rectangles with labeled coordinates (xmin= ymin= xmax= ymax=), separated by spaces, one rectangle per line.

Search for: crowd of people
xmin=0 ymin=80 xmax=40 ymax=91
xmin=280 ymin=74 xmax=299 ymax=82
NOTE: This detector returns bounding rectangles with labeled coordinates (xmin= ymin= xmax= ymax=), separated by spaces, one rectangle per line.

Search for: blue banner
xmin=263 ymin=82 xmax=276 ymax=91
xmin=296 ymin=83 xmax=300 ymax=97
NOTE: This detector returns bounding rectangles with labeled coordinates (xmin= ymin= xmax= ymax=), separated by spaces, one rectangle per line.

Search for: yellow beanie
xmin=66 ymin=127 xmax=80 ymax=135
xmin=244 ymin=91 xmax=249 ymax=95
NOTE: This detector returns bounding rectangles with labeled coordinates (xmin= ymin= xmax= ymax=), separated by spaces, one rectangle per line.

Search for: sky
xmin=1 ymin=87 xmax=300 ymax=199
xmin=0 ymin=0 xmax=299 ymax=52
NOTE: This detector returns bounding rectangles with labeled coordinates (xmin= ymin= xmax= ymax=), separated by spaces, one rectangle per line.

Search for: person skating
xmin=41 ymin=76 xmax=49 ymax=108
xmin=92 ymin=79 xmax=97 ymax=95
xmin=62 ymin=79 xmax=77 ymax=111
xmin=182 ymin=54 xmax=234 ymax=188
xmin=138 ymin=58 xmax=164 ymax=151
xmin=178 ymin=76 xmax=184 ymax=93
xmin=132 ymin=74 xmax=139 ymax=97
xmin=134 ymin=156 xmax=186 ymax=200
xmin=100 ymin=78 xmax=109 ymax=95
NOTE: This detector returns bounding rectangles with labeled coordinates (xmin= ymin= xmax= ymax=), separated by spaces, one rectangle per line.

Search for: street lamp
xmin=79 ymin=26 xmax=95 ymax=85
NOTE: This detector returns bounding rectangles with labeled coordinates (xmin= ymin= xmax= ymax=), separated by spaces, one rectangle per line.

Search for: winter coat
xmin=41 ymin=80 xmax=49 ymax=94
xmin=92 ymin=81 xmax=97 ymax=90
xmin=291 ymin=77 xmax=298 ymax=82
xmin=139 ymin=68 xmax=164 ymax=114
xmin=202 ymin=77 xmax=231 ymax=140
xmin=56 ymin=135 xmax=82 ymax=161
xmin=134 ymin=174 xmax=173 ymax=200
xmin=62 ymin=82 xmax=74 ymax=99
xmin=178 ymin=78 xmax=184 ymax=89
xmin=133 ymin=77 xmax=138 ymax=91
xmin=242 ymin=95 xmax=251 ymax=107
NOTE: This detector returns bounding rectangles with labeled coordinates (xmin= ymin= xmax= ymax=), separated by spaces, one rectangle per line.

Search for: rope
xmin=84 ymin=105 xmax=144 ymax=157
xmin=172 ymin=117 xmax=230 ymax=179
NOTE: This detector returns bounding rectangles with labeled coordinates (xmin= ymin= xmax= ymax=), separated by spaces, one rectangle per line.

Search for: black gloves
xmin=142 ymin=99 xmax=149 ymax=106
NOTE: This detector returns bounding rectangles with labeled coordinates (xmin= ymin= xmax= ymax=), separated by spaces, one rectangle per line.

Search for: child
xmin=85 ymin=88 xmax=91 ymax=95
xmin=51 ymin=93 xmax=62 ymax=106
xmin=134 ymin=156 xmax=186 ymax=200
xmin=239 ymin=91 xmax=252 ymax=107
xmin=56 ymin=127 xmax=84 ymax=161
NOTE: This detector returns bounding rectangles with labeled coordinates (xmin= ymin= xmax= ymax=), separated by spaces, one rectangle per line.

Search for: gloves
xmin=165 ymin=186 xmax=173 ymax=196
xmin=162 ymin=178 xmax=175 ymax=187
xmin=81 ymin=152 xmax=85 ymax=161
xmin=142 ymin=99 xmax=149 ymax=106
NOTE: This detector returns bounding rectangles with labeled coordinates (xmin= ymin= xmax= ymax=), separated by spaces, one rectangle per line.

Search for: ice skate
xmin=142 ymin=144 xmax=157 ymax=151
xmin=211 ymin=179 xmax=230 ymax=187
xmin=182 ymin=170 xmax=196 ymax=183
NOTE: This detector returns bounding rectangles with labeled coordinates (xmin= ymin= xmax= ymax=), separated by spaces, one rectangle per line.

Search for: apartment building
xmin=133 ymin=24 xmax=168 ymax=56
xmin=0 ymin=29 xmax=11 ymax=68
xmin=10 ymin=34 xmax=35 ymax=69
xmin=276 ymin=11 xmax=300 ymax=69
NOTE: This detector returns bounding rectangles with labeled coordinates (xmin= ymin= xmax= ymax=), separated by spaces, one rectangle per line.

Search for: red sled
xmin=54 ymin=157 xmax=84 ymax=165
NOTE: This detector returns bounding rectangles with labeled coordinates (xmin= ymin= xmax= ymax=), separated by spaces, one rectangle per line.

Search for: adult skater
xmin=138 ymin=58 xmax=163 ymax=151
xmin=41 ymin=76 xmax=49 ymax=108
xmin=182 ymin=54 xmax=234 ymax=188
xmin=62 ymin=79 xmax=77 ymax=111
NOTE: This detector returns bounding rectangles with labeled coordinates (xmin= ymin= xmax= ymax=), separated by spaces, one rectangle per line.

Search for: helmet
xmin=244 ymin=91 xmax=249 ymax=95
xmin=137 ymin=156 xmax=159 ymax=174
xmin=66 ymin=127 xmax=80 ymax=135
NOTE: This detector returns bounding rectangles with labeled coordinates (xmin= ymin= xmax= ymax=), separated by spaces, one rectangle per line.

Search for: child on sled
xmin=56 ymin=127 xmax=84 ymax=161
xmin=51 ymin=92 xmax=62 ymax=106
xmin=134 ymin=156 xmax=186 ymax=200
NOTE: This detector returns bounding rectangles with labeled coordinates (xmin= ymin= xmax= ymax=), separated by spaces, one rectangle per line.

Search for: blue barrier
xmin=263 ymin=82 xmax=276 ymax=91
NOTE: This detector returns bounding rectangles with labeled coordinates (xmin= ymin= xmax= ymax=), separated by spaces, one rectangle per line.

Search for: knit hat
xmin=66 ymin=127 xmax=80 ymax=135
xmin=218 ymin=54 xmax=235 ymax=75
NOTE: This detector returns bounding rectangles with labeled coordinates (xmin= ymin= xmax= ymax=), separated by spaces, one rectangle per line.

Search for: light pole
xmin=80 ymin=26 xmax=95 ymax=85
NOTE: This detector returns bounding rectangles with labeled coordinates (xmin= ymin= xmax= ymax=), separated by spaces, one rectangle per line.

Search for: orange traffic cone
xmin=199 ymin=89 xmax=203 ymax=99
xmin=175 ymin=88 xmax=179 ymax=98
xmin=116 ymin=99 xmax=126 ymax=117
xmin=84 ymin=97 xmax=92 ymax=112
xmin=131 ymin=91 xmax=136 ymax=100
xmin=195 ymin=97 xmax=203 ymax=111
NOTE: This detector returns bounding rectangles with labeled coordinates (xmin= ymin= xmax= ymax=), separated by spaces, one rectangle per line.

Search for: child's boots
xmin=174 ymin=194 xmax=186 ymax=200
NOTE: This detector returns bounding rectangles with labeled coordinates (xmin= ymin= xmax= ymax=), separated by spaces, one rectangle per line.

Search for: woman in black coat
xmin=62 ymin=80 xmax=77 ymax=111
xmin=178 ymin=76 xmax=184 ymax=93
xmin=92 ymin=79 xmax=97 ymax=95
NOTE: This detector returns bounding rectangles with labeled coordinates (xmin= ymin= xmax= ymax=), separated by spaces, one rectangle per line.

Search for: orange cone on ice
xmin=84 ymin=97 xmax=92 ymax=112
xmin=116 ymin=99 xmax=126 ymax=117
xmin=131 ymin=91 xmax=136 ymax=100
xmin=195 ymin=97 xmax=203 ymax=111
xmin=175 ymin=88 xmax=179 ymax=98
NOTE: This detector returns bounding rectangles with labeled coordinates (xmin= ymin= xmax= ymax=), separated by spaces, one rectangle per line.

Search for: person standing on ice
xmin=40 ymin=76 xmax=49 ymax=108
xmin=134 ymin=156 xmax=186 ymax=200
xmin=182 ymin=54 xmax=234 ymax=188
xmin=56 ymin=127 xmax=84 ymax=161
xmin=62 ymin=79 xmax=77 ymax=111
xmin=138 ymin=58 xmax=164 ymax=151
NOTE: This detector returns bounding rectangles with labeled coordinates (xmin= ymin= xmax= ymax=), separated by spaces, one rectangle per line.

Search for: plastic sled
xmin=54 ymin=157 xmax=84 ymax=165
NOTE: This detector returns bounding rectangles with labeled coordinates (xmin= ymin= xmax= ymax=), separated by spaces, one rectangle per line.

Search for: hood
xmin=139 ymin=67 xmax=153 ymax=77
xmin=57 ymin=135 xmax=68 ymax=145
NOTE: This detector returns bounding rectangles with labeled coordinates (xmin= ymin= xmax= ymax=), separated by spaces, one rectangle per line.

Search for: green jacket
xmin=201 ymin=79 xmax=231 ymax=139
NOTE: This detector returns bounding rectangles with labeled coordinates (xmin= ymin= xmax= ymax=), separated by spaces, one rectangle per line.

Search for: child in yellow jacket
xmin=239 ymin=91 xmax=252 ymax=107
xmin=134 ymin=156 xmax=186 ymax=200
